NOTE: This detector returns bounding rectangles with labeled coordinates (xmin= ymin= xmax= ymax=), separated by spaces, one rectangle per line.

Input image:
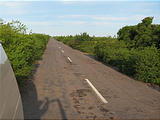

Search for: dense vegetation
xmin=55 ymin=17 xmax=160 ymax=86
xmin=55 ymin=33 xmax=115 ymax=55
xmin=0 ymin=20 xmax=50 ymax=87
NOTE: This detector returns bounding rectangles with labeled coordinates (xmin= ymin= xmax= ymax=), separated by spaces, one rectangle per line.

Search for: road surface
xmin=21 ymin=38 xmax=160 ymax=119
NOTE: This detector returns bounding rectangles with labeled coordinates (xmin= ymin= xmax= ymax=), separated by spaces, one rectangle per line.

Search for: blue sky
xmin=0 ymin=0 xmax=160 ymax=36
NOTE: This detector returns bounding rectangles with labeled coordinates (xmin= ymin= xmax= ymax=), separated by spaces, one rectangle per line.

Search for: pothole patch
xmin=70 ymin=89 xmax=90 ymax=98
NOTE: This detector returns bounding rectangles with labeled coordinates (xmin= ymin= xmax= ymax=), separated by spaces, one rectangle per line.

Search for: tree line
xmin=55 ymin=17 xmax=160 ymax=86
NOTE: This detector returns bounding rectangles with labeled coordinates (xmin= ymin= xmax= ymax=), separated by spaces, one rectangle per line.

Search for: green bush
xmin=0 ymin=20 xmax=50 ymax=87
xmin=118 ymin=17 xmax=160 ymax=49
xmin=94 ymin=40 xmax=136 ymax=76
xmin=134 ymin=46 xmax=160 ymax=85
xmin=55 ymin=17 xmax=160 ymax=86
xmin=55 ymin=33 xmax=115 ymax=55
xmin=94 ymin=40 xmax=160 ymax=85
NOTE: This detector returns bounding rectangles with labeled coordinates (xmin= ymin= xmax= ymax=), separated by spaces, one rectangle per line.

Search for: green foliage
xmin=55 ymin=33 xmax=97 ymax=55
xmin=142 ymin=17 xmax=153 ymax=26
xmin=118 ymin=17 xmax=160 ymax=49
xmin=134 ymin=46 xmax=160 ymax=85
xmin=55 ymin=17 xmax=160 ymax=86
xmin=0 ymin=20 xmax=50 ymax=87
xmin=99 ymin=17 xmax=160 ymax=86
xmin=94 ymin=40 xmax=160 ymax=85
xmin=94 ymin=40 xmax=136 ymax=76
xmin=55 ymin=33 xmax=117 ymax=55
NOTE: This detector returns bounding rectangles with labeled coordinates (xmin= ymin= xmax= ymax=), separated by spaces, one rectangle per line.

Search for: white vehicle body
xmin=0 ymin=43 xmax=24 ymax=119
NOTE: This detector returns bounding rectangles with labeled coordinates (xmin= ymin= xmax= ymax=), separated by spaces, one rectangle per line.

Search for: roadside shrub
xmin=134 ymin=46 xmax=160 ymax=85
xmin=0 ymin=21 xmax=50 ymax=87
xmin=94 ymin=41 xmax=160 ymax=85
xmin=55 ymin=19 xmax=160 ymax=86
xmin=94 ymin=40 xmax=136 ymax=76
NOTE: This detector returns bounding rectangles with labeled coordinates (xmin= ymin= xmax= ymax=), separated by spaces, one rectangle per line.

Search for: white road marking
xmin=67 ymin=57 xmax=72 ymax=63
xmin=84 ymin=79 xmax=108 ymax=104
xmin=58 ymin=47 xmax=61 ymax=49
xmin=61 ymin=50 xmax=64 ymax=53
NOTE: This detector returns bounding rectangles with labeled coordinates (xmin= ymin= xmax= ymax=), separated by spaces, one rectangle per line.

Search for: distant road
xmin=22 ymin=38 xmax=160 ymax=119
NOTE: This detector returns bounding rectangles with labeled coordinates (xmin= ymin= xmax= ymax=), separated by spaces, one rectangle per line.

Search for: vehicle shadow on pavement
xmin=21 ymin=62 xmax=67 ymax=119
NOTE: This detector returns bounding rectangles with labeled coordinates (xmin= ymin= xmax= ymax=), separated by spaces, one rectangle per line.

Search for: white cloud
xmin=92 ymin=16 xmax=128 ymax=21
xmin=24 ymin=20 xmax=87 ymax=26
xmin=90 ymin=22 xmax=110 ymax=26
xmin=58 ymin=15 xmax=128 ymax=21
xmin=25 ymin=21 xmax=56 ymax=26
xmin=59 ymin=0 xmax=94 ymax=2
xmin=57 ymin=14 xmax=155 ymax=23
xmin=0 ymin=1 xmax=28 ymax=7
xmin=58 ymin=15 xmax=88 ymax=18
xmin=71 ymin=21 xmax=87 ymax=25
xmin=59 ymin=0 xmax=148 ymax=1
xmin=131 ymin=15 xmax=150 ymax=21
xmin=0 ymin=2 xmax=29 ymax=15
xmin=59 ymin=0 xmax=100 ymax=5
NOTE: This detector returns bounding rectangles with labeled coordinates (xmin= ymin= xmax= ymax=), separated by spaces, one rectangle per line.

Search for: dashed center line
xmin=58 ymin=46 xmax=61 ymax=49
xmin=67 ymin=57 xmax=72 ymax=63
xmin=84 ymin=78 xmax=108 ymax=104
xmin=59 ymin=45 xmax=106 ymax=103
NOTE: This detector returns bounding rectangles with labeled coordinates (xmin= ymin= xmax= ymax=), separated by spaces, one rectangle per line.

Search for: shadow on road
xmin=21 ymin=62 xmax=67 ymax=119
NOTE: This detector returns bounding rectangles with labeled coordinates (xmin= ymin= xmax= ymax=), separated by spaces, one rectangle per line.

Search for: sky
xmin=0 ymin=0 xmax=160 ymax=37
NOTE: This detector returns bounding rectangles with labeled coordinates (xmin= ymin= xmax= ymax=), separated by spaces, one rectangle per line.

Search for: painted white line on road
xmin=58 ymin=47 xmax=61 ymax=49
xmin=84 ymin=78 xmax=108 ymax=104
xmin=61 ymin=50 xmax=64 ymax=53
xmin=67 ymin=57 xmax=72 ymax=63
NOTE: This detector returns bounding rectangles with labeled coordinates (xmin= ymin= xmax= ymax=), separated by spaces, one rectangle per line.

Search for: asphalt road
xmin=21 ymin=38 xmax=160 ymax=119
